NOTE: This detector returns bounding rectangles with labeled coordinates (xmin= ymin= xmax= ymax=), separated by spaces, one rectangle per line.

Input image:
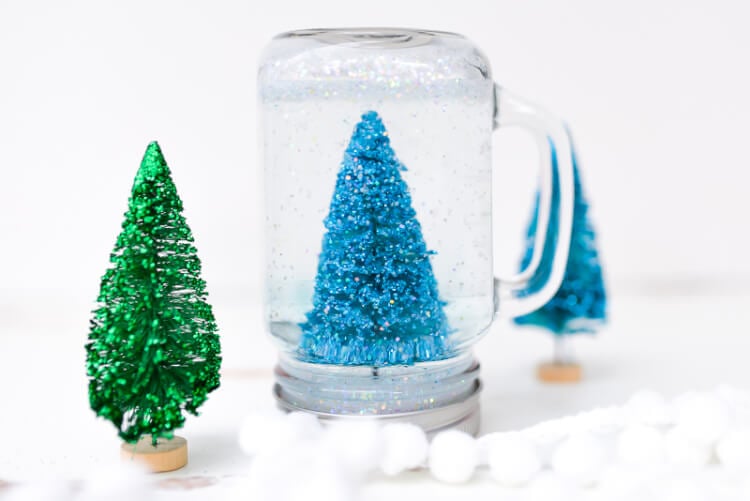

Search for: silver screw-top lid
xmin=273 ymin=356 xmax=482 ymax=436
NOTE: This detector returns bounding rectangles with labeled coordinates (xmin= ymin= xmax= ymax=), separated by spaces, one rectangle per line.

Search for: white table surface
xmin=1 ymin=291 xmax=749 ymax=499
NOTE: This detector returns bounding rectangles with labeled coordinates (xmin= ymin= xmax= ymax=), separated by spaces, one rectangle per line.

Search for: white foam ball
xmin=239 ymin=410 xmax=323 ymax=458
xmin=247 ymin=442 xmax=355 ymax=501
xmin=522 ymin=419 xmax=569 ymax=465
xmin=487 ymin=433 xmax=541 ymax=487
xmin=716 ymin=429 xmax=750 ymax=471
xmin=674 ymin=392 xmax=730 ymax=445
xmin=238 ymin=408 xmax=289 ymax=456
xmin=648 ymin=476 xmax=710 ymax=501
xmin=525 ymin=470 xmax=577 ymax=501
xmin=551 ymin=432 xmax=607 ymax=487
xmin=598 ymin=465 xmax=651 ymax=498
xmin=428 ymin=430 xmax=478 ymax=483
xmin=570 ymin=406 xmax=626 ymax=435
xmin=523 ymin=418 xmax=569 ymax=446
xmin=617 ymin=424 xmax=666 ymax=466
xmin=284 ymin=411 xmax=323 ymax=441
xmin=715 ymin=384 xmax=750 ymax=406
xmin=477 ymin=432 xmax=502 ymax=465
xmin=625 ymin=389 xmax=673 ymax=426
xmin=324 ymin=419 xmax=384 ymax=475
xmin=292 ymin=449 xmax=354 ymax=501
xmin=664 ymin=427 xmax=712 ymax=468
xmin=379 ymin=423 xmax=428 ymax=476
xmin=716 ymin=385 xmax=750 ymax=426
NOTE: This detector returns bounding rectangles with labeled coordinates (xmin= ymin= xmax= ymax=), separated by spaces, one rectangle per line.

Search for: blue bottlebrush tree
xmin=299 ymin=111 xmax=451 ymax=366
xmin=514 ymin=143 xmax=607 ymax=337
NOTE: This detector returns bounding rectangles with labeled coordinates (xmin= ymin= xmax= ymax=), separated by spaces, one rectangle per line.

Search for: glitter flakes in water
xmin=514 ymin=141 xmax=607 ymax=335
xmin=86 ymin=142 xmax=221 ymax=445
xmin=299 ymin=111 xmax=451 ymax=366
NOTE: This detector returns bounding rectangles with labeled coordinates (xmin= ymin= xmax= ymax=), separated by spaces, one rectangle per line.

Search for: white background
xmin=2 ymin=0 xmax=750 ymax=308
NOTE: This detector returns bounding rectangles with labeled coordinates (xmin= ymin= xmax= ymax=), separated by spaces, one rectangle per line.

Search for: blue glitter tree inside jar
xmin=260 ymin=28 xmax=577 ymax=432
xmin=299 ymin=111 xmax=452 ymax=366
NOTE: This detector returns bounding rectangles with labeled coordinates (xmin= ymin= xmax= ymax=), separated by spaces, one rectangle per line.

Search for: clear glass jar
xmin=259 ymin=28 xmax=574 ymax=430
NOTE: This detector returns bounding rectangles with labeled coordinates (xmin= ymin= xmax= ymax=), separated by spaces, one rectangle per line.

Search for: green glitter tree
xmin=86 ymin=141 xmax=221 ymax=445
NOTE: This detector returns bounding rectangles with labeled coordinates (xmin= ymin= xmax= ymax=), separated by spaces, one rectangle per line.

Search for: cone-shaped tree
xmin=514 ymin=144 xmax=606 ymax=335
xmin=86 ymin=142 xmax=221 ymax=445
xmin=299 ymin=111 xmax=451 ymax=366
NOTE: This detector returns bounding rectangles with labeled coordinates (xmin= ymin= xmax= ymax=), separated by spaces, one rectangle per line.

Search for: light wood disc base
xmin=537 ymin=361 xmax=582 ymax=383
xmin=120 ymin=436 xmax=188 ymax=473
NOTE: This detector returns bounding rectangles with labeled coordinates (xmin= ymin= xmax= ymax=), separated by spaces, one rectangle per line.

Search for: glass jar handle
xmin=493 ymin=85 xmax=575 ymax=319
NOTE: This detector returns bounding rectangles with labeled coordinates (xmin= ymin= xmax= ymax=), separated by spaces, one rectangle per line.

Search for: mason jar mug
xmin=259 ymin=28 xmax=574 ymax=432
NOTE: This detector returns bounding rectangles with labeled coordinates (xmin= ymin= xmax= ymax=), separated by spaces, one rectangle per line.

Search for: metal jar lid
xmin=273 ymin=359 xmax=482 ymax=436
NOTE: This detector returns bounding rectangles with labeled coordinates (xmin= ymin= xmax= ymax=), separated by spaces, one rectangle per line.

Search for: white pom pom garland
xmin=235 ymin=386 xmax=750 ymax=493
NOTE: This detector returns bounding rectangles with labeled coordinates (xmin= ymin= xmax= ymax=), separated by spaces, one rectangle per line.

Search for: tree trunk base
xmin=121 ymin=435 xmax=187 ymax=473
xmin=537 ymin=361 xmax=582 ymax=384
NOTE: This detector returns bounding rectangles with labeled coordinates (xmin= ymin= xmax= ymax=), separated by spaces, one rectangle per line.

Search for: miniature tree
xmin=514 ymin=143 xmax=606 ymax=380
xmin=299 ymin=111 xmax=450 ymax=366
xmin=86 ymin=141 xmax=221 ymax=446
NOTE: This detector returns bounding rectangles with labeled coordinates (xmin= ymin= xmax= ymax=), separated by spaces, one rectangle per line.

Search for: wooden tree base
xmin=537 ymin=361 xmax=582 ymax=383
xmin=121 ymin=436 xmax=188 ymax=473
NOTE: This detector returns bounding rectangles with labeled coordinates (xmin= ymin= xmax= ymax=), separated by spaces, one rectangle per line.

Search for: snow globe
xmin=259 ymin=28 xmax=575 ymax=433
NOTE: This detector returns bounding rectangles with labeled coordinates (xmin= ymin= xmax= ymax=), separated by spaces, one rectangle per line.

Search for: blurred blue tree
xmin=514 ymin=143 xmax=607 ymax=337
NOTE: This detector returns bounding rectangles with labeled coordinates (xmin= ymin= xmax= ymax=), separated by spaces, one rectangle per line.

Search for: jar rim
xmin=274 ymin=28 xmax=464 ymax=48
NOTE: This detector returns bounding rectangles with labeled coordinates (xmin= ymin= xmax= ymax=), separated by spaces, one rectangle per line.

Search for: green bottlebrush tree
xmin=86 ymin=141 xmax=221 ymax=445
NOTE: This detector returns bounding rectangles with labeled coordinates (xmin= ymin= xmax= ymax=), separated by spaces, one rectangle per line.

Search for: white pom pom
xmin=570 ymin=406 xmax=626 ymax=435
xmin=238 ymin=408 xmax=289 ymax=456
xmin=428 ymin=430 xmax=478 ymax=483
xmin=551 ymin=432 xmax=607 ymax=487
xmin=486 ymin=433 xmax=541 ymax=487
xmin=525 ymin=470 xmax=576 ymax=500
xmin=247 ymin=442 xmax=355 ymax=501
xmin=716 ymin=385 xmax=750 ymax=426
xmin=716 ymin=429 xmax=750 ymax=471
xmin=284 ymin=411 xmax=323 ymax=441
xmin=625 ymin=389 xmax=673 ymax=426
xmin=523 ymin=418 xmax=568 ymax=444
xmin=477 ymin=432 xmax=502 ymax=465
xmin=664 ymin=427 xmax=712 ymax=468
xmin=674 ymin=392 xmax=730 ymax=445
xmin=522 ymin=418 xmax=569 ymax=465
xmin=324 ymin=419 xmax=384 ymax=475
xmin=649 ymin=475 xmax=710 ymax=501
xmin=598 ymin=465 xmax=650 ymax=497
xmin=379 ymin=423 xmax=428 ymax=476
xmin=616 ymin=424 xmax=666 ymax=466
